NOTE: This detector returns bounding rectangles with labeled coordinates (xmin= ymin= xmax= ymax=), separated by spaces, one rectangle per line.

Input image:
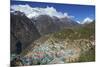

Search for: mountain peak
xmin=81 ymin=17 xmax=93 ymax=24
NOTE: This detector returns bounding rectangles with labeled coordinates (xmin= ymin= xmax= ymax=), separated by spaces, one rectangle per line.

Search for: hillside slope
xmin=18 ymin=21 xmax=95 ymax=65
xmin=11 ymin=11 xmax=41 ymax=54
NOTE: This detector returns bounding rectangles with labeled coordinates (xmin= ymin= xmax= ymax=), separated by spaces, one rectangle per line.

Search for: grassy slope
xmin=78 ymin=46 xmax=95 ymax=62
xmin=53 ymin=21 xmax=95 ymax=40
xmin=52 ymin=22 xmax=95 ymax=62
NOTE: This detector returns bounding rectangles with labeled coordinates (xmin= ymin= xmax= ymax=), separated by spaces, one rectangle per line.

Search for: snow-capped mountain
xmin=11 ymin=4 xmax=72 ymax=19
xmin=81 ymin=17 xmax=93 ymax=24
xmin=11 ymin=4 xmax=79 ymax=35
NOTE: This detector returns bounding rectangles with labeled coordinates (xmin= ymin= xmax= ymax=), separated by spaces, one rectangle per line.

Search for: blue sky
xmin=11 ymin=0 xmax=95 ymax=22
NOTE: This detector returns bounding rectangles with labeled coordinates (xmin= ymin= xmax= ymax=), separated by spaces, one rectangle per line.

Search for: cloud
xmin=11 ymin=4 xmax=73 ymax=18
xmin=81 ymin=17 xmax=93 ymax=24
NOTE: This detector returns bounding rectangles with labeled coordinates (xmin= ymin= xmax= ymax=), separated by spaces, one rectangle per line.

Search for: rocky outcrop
xmin=10 ymin=11 xmax=41 ymax=54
